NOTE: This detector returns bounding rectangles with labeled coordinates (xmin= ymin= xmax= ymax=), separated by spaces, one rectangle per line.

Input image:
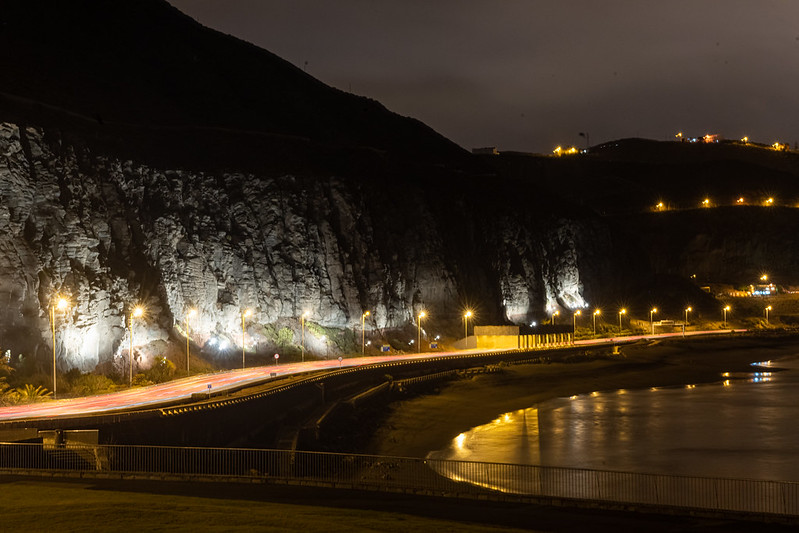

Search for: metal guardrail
xmin=1 ymin=442 xmax=797 ymax=519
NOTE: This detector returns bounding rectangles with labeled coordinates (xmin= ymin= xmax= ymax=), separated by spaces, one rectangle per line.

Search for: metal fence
xmin=1 ymin=442 xmax=797 ymax=518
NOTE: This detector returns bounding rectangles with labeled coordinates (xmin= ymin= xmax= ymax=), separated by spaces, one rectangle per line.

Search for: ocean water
xmin=429 ymin=355 xmax=799 ymax=482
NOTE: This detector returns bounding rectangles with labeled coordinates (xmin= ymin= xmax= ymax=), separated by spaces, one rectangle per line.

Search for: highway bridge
xmin=0 ymin=329 xmax=743 ymax=447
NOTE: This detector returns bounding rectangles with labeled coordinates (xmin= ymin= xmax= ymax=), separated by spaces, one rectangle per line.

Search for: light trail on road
xmin=0 ymin=329 xmax=743 ymax=423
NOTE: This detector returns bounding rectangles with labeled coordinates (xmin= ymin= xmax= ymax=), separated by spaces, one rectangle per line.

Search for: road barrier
xmin=1 ymin=442 xmax=797 ymax=520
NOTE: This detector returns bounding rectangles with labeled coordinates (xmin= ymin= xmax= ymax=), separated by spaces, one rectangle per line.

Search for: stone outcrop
xmin=0 ymin=123 xmax=599 ymax=372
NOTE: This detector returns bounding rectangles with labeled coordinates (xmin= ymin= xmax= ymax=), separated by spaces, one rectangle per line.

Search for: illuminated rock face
xmin=0 ymin=123 xmax=594 ymax=372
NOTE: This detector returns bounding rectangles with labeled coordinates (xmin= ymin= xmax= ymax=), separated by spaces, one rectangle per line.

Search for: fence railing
xmin=1 ymin=442 xmax=797 ymax=518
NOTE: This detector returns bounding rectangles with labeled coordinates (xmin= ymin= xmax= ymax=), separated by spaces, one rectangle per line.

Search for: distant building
xmin=472 ymin=146 xmax=499 ymax=155
xmin=474 ymin=324 xmax=573 ymax=350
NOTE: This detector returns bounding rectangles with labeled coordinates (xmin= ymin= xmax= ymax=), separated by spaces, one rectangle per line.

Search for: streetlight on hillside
xmin=765 ymin=305 xmax=772 ymax=324
xmin=241 ymin=309 xmax=252 ymax=369
xmin=723 ymin=305 xmax=731 ymax=327
xmin=417 ymin=311 xmax=426 ymax=354
xmin=361 ymin=311 xmax=370 ymax=354
xmin=618 ymin=308 xmax=627 ymax=333
xmin=50 ymin=296 xmax=70 ymax=398
xmin=129 ymin=305 xmax=145 ymax=386
xmin=593 ymin=309 xmax=601 ymax=335
xmin=551 ymin=310 xmax=559 ymax=325
xmin=650 ymin=308 xmax=658 ymax=335
xmin=463 ymin=310 xmax=472 ymax=346
xmin=572 ymin=310 xmax=581 ymax=333
xmin=684 ymin=306 xmax=692 ymax=325
xmin=185 ymin=308 xmax=197 ymax=374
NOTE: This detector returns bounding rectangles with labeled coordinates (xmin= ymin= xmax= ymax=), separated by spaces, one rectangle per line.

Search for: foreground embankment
xmin=366 ymin=334 xmax=799 ymax=458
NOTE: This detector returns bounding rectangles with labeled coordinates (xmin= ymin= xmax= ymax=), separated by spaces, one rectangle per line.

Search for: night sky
xmin=168 ymin=1 xmax=799 ymax=153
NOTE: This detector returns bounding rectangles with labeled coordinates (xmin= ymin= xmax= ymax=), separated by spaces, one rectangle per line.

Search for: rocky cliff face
xmin=0 ymin=122 xmax=598 ymax=373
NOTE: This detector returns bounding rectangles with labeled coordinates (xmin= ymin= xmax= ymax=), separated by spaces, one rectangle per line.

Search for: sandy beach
xmin=366 ymin=334 xmax=799 ymax=458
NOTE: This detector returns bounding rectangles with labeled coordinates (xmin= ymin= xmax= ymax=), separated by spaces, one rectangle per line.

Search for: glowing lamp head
xmin=651 ymin=308 xmax=657 ymax=314
xmin=187 ymin=308 xmax=197 ymax=319
xmin=766 ymin=306 xmax=772 ymax=311
xmin=574 ymin=310 xmax=581 ymax=316
xmin=594 ymin=309 xmax=601 ymax=316
xmin=243 ymin=309 xmax=253 ymax=318
xmin=686 ymin=307 xmax=692 ymax=312
xmin=363 ymin=310 xmax=370 ymax=318
xmin=620 ymin=308 xmax=627 ymax=315
xmin=724 ymin=306 xmax=731 ymax=311
xmin=553 ymin=310 xmax=559 ymax=317
xmin=132 ymin=306 xmax=144 ymax=318
xmin=56 ymin=297 xmax=69 ymax=311
xmin=464 ymin=310 xmax=472 ymax=318
xmin=419 ymin=311 xmax=426 ymax=319
xmin=302 ymin=310 xmax=310 ymax=318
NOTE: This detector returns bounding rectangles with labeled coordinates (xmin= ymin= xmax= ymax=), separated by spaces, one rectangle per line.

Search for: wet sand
xmin=366 ymin=334 xmax=799 ymax=458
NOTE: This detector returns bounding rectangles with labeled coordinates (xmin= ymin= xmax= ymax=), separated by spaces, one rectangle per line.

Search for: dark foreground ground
xmin=1 ymin=474 xmax=795 ymax=532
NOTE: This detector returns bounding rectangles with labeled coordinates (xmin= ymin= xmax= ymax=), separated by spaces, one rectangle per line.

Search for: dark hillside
xmin=0 ymin=0 xmax=468 ymax=174
xmin=490 ymin=139 xmax=799 ymax=215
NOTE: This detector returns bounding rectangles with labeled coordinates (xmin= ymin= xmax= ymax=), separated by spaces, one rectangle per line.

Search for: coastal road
xmin=0 ymin=329 xmax=744 ymax=423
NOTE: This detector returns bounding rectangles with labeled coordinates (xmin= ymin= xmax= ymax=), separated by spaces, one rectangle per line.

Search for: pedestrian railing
xmin=1 ymin=442 xmax=797 ymax=519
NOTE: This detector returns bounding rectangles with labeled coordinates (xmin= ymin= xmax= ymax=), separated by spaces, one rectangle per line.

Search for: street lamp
xmin=241 ymin=309 xmax=252 ymax=369
xmin=618 ymin=308 xmax=627 ymax=333
xmin=552 ymin=310 xmax=559 ymax=325
xmin=684 ymin=307 xmax=692 ymax=325
xmin=649 ymin=308 xmax=657 ymax=335
xmin=765 ymin=305 xmax=772 ymax=324
xmin=417 ymin=311 xmax=426 ymax=354
xmin=185 ymin=308 xmax=197 ymax=374
xmin=301 ymin=311 xmax=309 ymax=362
xmin=50 ymin=296 xmax=69 ymax=398
xmin=463 ymin=310 xmax=472 ymax=346
xmin=361 ymin=310 xmax=370 ymax=354
xmin=129 ymin=305 xmax=144 ymax=386
xmin=723 ymin=305 xmax=731 ymax=327
xmin=572 ymin=310 xmax=581 ymax=333
xmin=593 ymin=309 xmax=601 ymax=335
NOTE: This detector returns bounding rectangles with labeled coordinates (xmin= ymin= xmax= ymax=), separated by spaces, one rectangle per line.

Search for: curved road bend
xmin=0 ymin=329 xmax=743 ymax=422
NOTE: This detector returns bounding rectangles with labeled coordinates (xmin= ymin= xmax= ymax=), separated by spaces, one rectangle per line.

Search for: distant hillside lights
xmin=652 ymin=195 xmax=781 ymax=211
xmin=675 ymin=131 xmax=791 ymax=152
xmin=552 ymin=145 xmax=579 ymax=156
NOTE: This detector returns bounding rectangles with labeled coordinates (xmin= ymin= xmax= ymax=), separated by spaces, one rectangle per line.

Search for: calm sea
xmin=429 ymin=355 xmax=799 ymax=481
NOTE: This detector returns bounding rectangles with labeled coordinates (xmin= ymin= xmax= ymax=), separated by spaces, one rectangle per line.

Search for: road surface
xmin=0 ymin=329 xmax=744 ymax=422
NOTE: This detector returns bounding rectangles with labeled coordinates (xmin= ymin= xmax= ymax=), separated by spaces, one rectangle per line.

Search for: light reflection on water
xmin=429 ymin=356 xmax=799 ymax=482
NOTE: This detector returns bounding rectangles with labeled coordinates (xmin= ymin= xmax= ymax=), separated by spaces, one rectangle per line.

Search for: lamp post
xmin=723 ymin=305 xmax=730 ymax=327
xmin=50 ymin=296 xmax=69 ymax=398
xmin=650 ymin=308 xmax=658 ymax=335
xmin=463 ymin=310 xmax=472 ymax=347
xmin=417 ymin=311 xmax=426 ymax=354
xmin=552 ymin=310 xmax=559 ymax=325
xmin=593 ymin=309 xmax=601 ymax=335
xmin=684 ymin=306 xmax=692 ymax=325
xmin=618 ymin=308 xmax=627 ymax=333
xmin=765 ymin=305 xmax=772 ymax=324
xmin=361 ymin=311 xmax=370 ymax=354
xmin=185 ymin=308 xmax=197 ymax=374
xmin=301 ymin=311 xmax=309 ymax=363
xmin=572 ymin=310 xmax=581 ymax=333
xmin=241 ymin=309 xmax=252 ymax=369
xmin=129 ymin=305 xmax=144 ymax=386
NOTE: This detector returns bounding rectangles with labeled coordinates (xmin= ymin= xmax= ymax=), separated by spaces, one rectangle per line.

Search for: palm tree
xmin=14 ymin=384 xmax=53 ymax=403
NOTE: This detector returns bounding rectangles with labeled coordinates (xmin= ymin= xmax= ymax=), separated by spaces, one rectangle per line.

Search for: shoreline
xmin=365 ymin=334 xmax=799 ymax=458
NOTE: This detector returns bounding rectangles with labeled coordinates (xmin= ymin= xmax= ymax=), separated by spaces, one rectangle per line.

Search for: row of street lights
xmin=49 ymin=295 xmax=778 ymax=398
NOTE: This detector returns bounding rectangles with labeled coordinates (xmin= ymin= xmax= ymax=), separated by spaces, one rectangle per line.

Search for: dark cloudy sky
xmin=168 ymin=1 xmax=799 ymax=153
